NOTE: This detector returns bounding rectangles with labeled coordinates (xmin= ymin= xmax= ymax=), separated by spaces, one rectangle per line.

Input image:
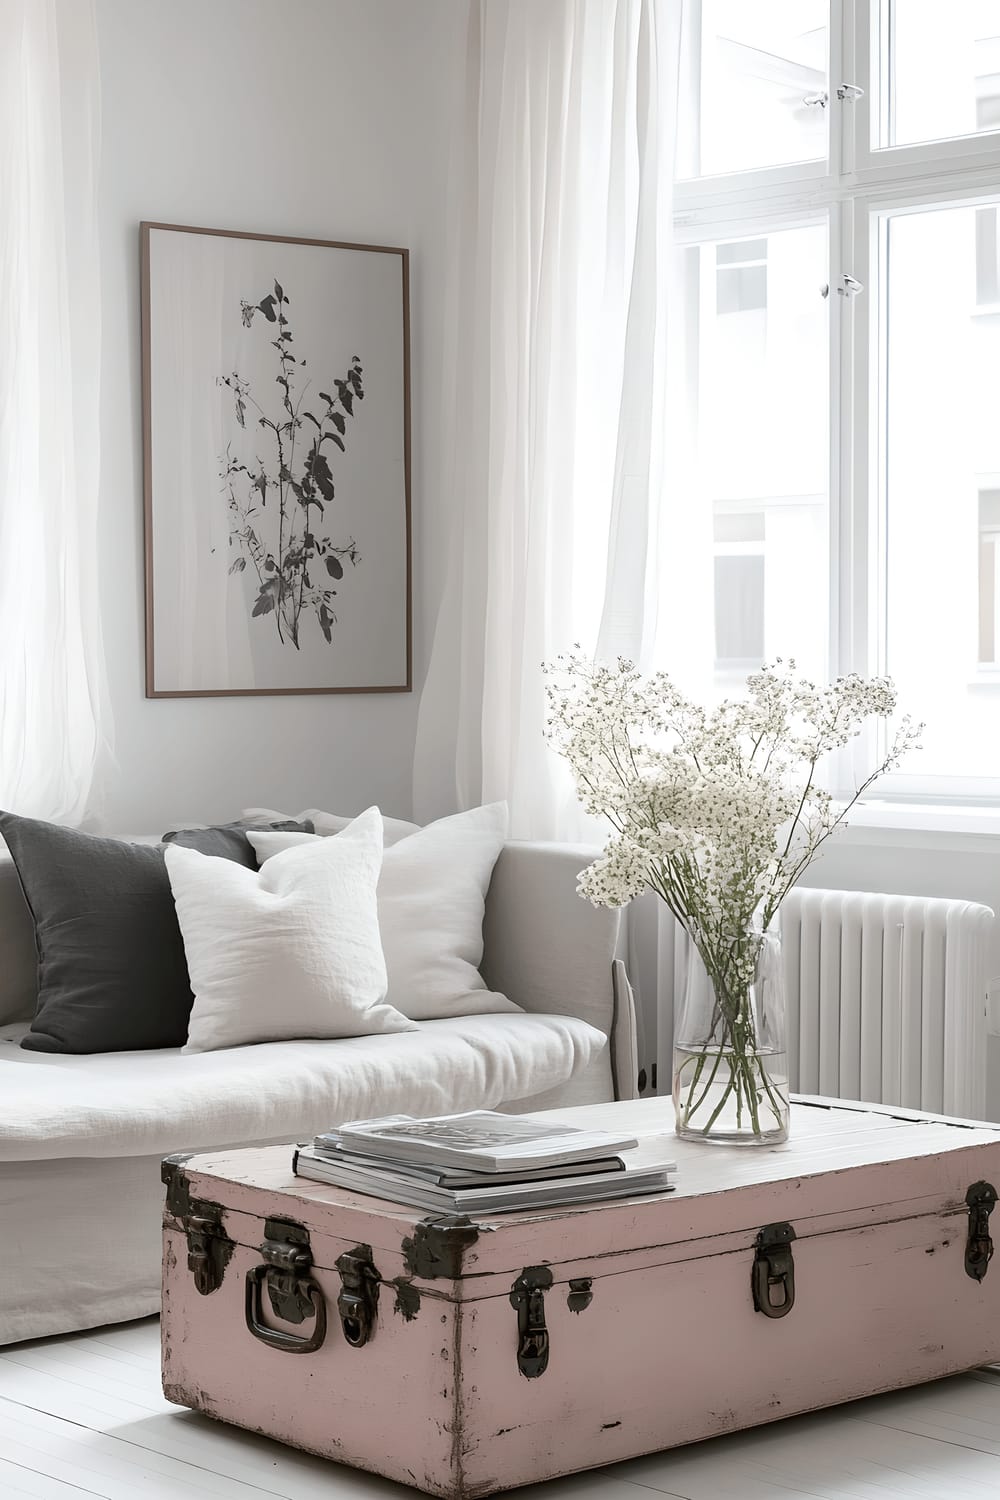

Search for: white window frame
xmin=675 ymin=0 xmax=1000 ymax=804
xmin=977 ymin=480 xmax=1000 ymax=673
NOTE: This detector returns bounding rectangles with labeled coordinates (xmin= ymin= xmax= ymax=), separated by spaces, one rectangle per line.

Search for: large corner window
xmin=675 ymin=0 xmax=1000 ymax=800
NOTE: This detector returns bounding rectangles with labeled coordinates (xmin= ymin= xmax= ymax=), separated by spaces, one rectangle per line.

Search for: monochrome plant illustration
xmin=218 ymin=280 xmax=363 ymax=648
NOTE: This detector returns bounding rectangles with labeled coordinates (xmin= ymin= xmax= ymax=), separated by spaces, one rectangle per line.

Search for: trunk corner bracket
xmin=161 ymin=1154 xmax=193 ymax=1218
xmin=402 ymin=1214 xmax=480 ymax=1280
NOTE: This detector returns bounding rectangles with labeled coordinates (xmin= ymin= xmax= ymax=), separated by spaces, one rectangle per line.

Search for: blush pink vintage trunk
xmin=161 ymin=1098 xmax=1000 ymax=1498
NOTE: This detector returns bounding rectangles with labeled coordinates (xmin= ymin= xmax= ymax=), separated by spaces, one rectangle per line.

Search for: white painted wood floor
xmin=2 ymin=1321 xmax=1000 ymax=1500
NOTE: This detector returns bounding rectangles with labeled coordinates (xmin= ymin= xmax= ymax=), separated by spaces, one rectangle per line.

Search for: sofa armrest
xmin=481 ymin=841 xmax=621 ymax=1042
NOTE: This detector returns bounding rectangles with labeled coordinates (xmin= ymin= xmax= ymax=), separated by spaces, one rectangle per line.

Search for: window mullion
xmin=845 ymin=192 xmax=872 ymax=685
xmin=854 ymin=194 xmax=887 ymax=790
xmin=832 ymin=194 xmax=881 ymax=795
xmin=829 ymin=198 xmax=847 ymax=685
xmin=830 ymin=0 xmax=848 ymax=181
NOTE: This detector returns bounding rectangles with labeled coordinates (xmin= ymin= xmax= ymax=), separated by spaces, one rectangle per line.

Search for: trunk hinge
xmin=510 ymin=1265 xmax=552 ymax=1378
xmin=966 ymin=1181 xmax=997 ymax=1282
xmin=752 ymin=1222 xmax=796 ymax=1318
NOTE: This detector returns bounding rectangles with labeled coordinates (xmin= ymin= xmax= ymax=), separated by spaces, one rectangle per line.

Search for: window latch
xmin=803 ymin=83 xmax=864 ymax=109
xmin=821 ymin=274 xmax=865 ymax=299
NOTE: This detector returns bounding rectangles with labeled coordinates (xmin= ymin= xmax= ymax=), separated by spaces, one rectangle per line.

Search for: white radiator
xmin=649 ymin=889 xmax=994 ymax=1119
xmin=782 ymin=889 xmax=994 ymax=1119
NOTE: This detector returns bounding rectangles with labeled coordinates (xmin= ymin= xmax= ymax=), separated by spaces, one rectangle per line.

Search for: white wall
xmin=93 ymin=0 xmax=466 ymax=831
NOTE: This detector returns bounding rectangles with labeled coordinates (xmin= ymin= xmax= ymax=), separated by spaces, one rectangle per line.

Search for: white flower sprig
xmin=544 ymin=654 xmax=921 ymax=983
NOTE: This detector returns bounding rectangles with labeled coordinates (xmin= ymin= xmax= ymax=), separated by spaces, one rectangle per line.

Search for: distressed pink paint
xmin=161 ymin=1099 xmax=1000 ymax=1498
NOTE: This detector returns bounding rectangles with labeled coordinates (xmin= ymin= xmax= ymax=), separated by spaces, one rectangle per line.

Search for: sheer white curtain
xmin=0 ymin=0 xmax=106 ymax=824
xmin=414 ymin=0 xmax=712 ymax=838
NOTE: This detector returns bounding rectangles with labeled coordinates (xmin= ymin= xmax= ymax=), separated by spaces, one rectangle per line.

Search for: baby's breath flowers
xmin=544 ymin=653 xmax=921 ymax=1139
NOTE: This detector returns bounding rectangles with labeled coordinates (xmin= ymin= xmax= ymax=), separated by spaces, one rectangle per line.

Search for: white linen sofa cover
xmin=0 ymin=1012 xmax=605 ymax=1161
xmin=0 ymin=835 xmax=637 ymax=1345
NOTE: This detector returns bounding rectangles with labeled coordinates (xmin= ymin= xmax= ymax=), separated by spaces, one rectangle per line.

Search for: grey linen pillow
xmin=1 ymin=812 xmax=196 ymax=1054
xmin=0 ymin=812 xmax=312 ymax=1054
xmin=162 ymin=818 xmax=314 ymax=868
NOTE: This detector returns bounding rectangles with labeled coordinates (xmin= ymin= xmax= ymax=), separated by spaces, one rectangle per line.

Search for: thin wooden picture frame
xmin=141 ymin=221 xmax=411 ymax=697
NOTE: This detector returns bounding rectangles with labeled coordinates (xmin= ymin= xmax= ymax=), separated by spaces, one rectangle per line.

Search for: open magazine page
xmin=328 ymin=1111 xmax=642 ymax=1171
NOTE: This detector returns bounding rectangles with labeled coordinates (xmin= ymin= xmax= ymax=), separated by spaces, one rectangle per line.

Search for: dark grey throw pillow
xmin=1 ymin=813 xmax=315 ymax=1054
xmin=161 ymin=818 xmax=314 ymax=868
xmin=0 ymin=812 xmax=195 ymax=1054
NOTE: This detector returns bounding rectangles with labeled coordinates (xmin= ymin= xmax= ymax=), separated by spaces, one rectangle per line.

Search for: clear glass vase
xmin=672 ymin=925 xmax=790 ymax=1145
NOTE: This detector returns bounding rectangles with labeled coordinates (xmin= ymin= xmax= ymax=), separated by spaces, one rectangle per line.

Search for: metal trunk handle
xmin=245 ymin=1264 xmax=328 ymax=1354
xmin=244 ymin=1217 xmax=328 ymax=1355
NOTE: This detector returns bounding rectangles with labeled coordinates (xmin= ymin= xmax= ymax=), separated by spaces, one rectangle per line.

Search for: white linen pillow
xmin=165 ymin=807 xmax=417 ymax=1053
xmin=248 ymin=803 xmax=519 ymax=1022
xmin=241 ymin=806 xmax=419 ymax=846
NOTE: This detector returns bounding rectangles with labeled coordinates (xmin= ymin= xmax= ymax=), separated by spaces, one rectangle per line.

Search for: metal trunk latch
xmin=186 ymin=1203 xmax=232 ymax=1296
xmin=510 ymin=1266 xmax=553 ymax=1379
xmin=162 ymin=1156 xmax=233 ymax=1298
xmin=965 ymin=1181 xmax=997 ymax=1282
xmin=335 ymin=1246 xmax=380 ymax=1348
xmin=752 ymin=1222 xmax=797 ymax=1319
xmin=245 ymin=1218 xmax=327 ymax=1354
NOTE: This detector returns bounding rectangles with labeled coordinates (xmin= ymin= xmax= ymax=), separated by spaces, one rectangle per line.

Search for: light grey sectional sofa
xmin=0 ymin=838 xmax=637 ymax=1345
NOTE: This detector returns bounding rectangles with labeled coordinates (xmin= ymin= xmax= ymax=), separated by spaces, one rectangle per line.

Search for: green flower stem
xmin=681 ymin=1038 xmax=726 ymax=1121
xmin=678 ymin=991 xmax=787 ymax=1138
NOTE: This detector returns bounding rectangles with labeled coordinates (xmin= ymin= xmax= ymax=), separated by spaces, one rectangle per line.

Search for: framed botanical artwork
xmin=140 ymin=222 xmax=411 ymax=696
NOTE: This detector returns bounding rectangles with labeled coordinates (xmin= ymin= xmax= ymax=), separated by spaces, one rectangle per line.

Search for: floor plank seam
xmin=1 ymin=1452 xmax=109 ymax=1498
xmin=852 ymin=1410 xmax=1000 ymax=1458
xmin=0 ymin=1395 xmax=311 ymax=1500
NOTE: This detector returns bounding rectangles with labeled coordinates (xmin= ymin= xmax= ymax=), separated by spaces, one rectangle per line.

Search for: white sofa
xmin=0 ymin=838 xmax=637 ymax=1346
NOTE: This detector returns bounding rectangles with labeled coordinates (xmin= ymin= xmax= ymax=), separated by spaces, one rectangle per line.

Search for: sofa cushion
xmin=242 ymin=805 xmax=420 ymax=845
xmin=167 ymin=810 xmax=416 ymax=1052
xmin=250 ymin=804 xmax=519 ymax=1021
xmin=0 ymin=1013 xmax=607 ymax=1161
xmin=0 ymin=812 xmax=200 ymax=1055
xmin=161 ymin=817 xmax=314 ymax=867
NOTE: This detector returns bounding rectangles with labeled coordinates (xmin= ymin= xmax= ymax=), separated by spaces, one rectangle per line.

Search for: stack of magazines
xmin=292 ymin=1110 xmax=675 ymax=1213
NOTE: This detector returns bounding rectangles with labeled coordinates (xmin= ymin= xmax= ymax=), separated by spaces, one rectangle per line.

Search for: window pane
xmin=715 ymin=553 xmax=765 ymax=666
xmin=883 ymin=203 xmax=1000 ymax=778
xmin=978 ymin=491 xmax=1000 ymax=663
xmin=976 ymin=207 xmax=1000 ymax=306
xmin=682 ymin=223 xmax=829 ymax=682
xmin=679 ymin=0 xmax=828 ymax=179
xmin=883 ymin=1 xmax=1000 ymax=149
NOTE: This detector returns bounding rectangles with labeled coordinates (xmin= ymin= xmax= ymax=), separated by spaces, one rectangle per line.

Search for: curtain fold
xmin=414 ymin=0 xmax=708 ymax=840
xmin=0 ymin=0 xmax=107 ymax=824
